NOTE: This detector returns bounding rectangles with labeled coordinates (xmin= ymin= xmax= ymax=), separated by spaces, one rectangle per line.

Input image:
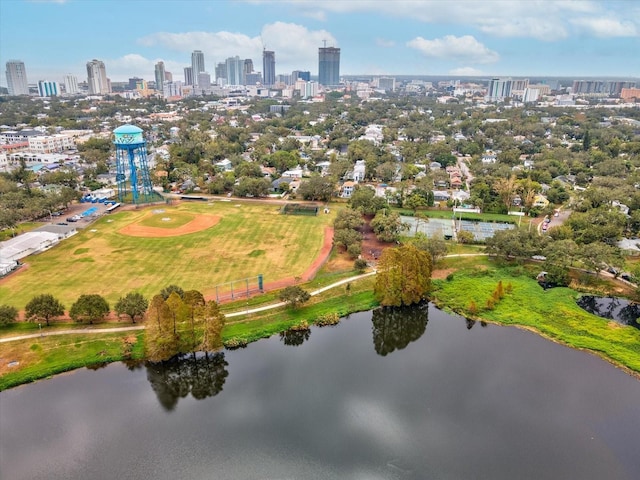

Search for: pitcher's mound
xmin=119 ymin=214 xmax=221 ymax=237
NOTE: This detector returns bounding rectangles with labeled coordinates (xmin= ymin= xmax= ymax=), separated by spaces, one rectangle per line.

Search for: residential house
xmin=353 ymin=160 xmax=366 ymax=182
xmin=215 ymin=159 xmax=233 ymax=171
xmin=341 ymin=181 xmax=356 ymax=198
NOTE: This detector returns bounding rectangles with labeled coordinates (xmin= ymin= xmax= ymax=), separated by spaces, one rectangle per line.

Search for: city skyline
xmin=0 ymin=0 xmax=639 ymax=86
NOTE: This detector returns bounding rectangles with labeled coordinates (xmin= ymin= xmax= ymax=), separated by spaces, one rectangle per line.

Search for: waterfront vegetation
xmin=431 ymin=264 xmax=640 ymax=375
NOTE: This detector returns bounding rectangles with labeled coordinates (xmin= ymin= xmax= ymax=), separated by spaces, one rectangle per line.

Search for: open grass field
xmin=0 ymin=200 xmax=336 ymax=310
xmin=431 ymin=265 xmax=640 ymax=375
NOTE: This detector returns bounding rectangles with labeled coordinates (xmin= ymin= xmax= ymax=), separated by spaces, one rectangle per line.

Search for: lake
xmin=2 ymin=304 xmax=639 ymax=479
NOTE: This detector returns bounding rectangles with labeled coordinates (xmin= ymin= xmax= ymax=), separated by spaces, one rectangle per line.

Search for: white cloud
xmin=570 ymin=17 xmax=638 ymax=37
xmin=376 ymin=38 xmax=396 ymax=48
xmin=104 ymin=54 xmax=184 ymax=82
xmin=407 ymin=35 xmax=499 ymax=64
xmin=139 ymin=22 xmax=336 ymax=72
xmin=243 ymin=0 xmax=638 ymax=41
xmin=449 ymin=66 xmax=483 ymax=76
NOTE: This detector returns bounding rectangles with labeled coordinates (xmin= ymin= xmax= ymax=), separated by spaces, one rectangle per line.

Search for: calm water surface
xmin=2 ymin=304 xmax=639 ymax=480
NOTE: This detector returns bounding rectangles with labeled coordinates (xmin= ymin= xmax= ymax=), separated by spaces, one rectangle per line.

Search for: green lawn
xmin=0 ymin=221 xmax=44 ymax=241
xmin=0 ymin=201 xmax=336 ymax=309
xmin=431 ymin=265 xmax=640 ymax=374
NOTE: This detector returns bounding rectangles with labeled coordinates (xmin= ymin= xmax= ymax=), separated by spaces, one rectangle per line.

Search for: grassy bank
xmin=431 ymin=265 xmax=640 ymax=375
xmin=0 ymin=331 xmax=145 ymax=390
xmin=0 ymin=274 xmax=377 ymax=391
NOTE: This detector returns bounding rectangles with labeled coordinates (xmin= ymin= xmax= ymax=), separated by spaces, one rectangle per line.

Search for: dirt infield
xmin=119 ymin=214 xmax=221 ymax=237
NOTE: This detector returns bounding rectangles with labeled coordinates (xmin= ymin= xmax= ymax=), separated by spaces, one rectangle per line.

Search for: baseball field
xmin=0 ymin=200 xmax=336 ymax=310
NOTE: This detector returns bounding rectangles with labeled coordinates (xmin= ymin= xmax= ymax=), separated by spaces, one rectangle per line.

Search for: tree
xmin=334 ymin=208 xmax=364 ymax=230
xmin=25 ymin=294 xmax=65 ymax=326
xmin=370 ymin=210 xmax=408 ymax=243
xmin=278 ymin=285 xmax=311 ymax=309
xmin=297 ymin=174 xmax=336 ymax=201
xmin=160 ymin=284 xmax=184 ymax=300
xmin=0 ymin=305 xmax=18 ymax=326
xmin=200 ymin=301 xmax=226 ymax=352
xmin=374 ymin=244 xmax=432 ymax=306
xmin=409 ymin=233 xmax=448 ymax=263
xmin=69 ymin=294 xmax=110 ymax=324
xmin=115 ymin=292 xmax=148 ymax=323
xmin=349 ymin=186 xmax=387 ymax=215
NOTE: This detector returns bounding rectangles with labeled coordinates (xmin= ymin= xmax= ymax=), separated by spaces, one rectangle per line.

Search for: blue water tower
xmin=113 ymin=124 xmax=154 ymax=204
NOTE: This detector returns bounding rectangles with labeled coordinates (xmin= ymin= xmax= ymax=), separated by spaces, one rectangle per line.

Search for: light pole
xmin=39 ymin=323 xmax=42 ymax=337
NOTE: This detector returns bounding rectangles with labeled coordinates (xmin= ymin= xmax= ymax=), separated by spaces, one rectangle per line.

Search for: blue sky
xmin=1 ymin=0 xmax=639 ymax=86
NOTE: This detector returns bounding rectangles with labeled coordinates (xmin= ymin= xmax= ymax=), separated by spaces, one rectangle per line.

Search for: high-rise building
xmin=154 ymin=61 xmax=166 ymax=92
xmin=86 ymin=59 xmax=110 ymax=94
xmin=164 ymin=71 xmax=173 ymax=82
xmin=128 ymin=77 xmax=143 ymax=90
xmin=225 ymin=56 xmax=245 ymax=86
xmin=318 ymin=47 xmax=340 ymax=86
xmin=184 ymin=67 xmax=193 ymax=86
xmin=5 ymin=60 xmax=29 ymax=95
xmin=191 ymin=50 xmax=205 ymax=86
xmin=37 ymin=80 xmax=60 ymax=97
xmin=486 ymin=78 xmax=512 ymax=102
xmin=244 ymin=59 xmax=254 ymax=76
xmin=245 ymin=72 xmax=262 ymax=85
xmin=63 ymin=74 xmax=79 ymax=95
xmin=197 ymin=72 xmax=211 ymax=90
xmin=292 ymin=70 xmax=311 ymax=82
xmin=215 ymin=62 xmax=227 ymax=84
xmin=263 ymin=50 xmax=275 ymax=86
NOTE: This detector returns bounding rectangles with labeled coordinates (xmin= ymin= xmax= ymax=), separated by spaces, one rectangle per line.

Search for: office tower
xmin=154 ymin=61 xmax=166 ymax=92
xmin=244 ymin=59 xmax=254 ymax=76
xmin=184 ymin=67 xmax=193 ymax=85
xmin=245 ymin=72 xmax=262 ymax=85
xmin=318 ymin=46 xmax=340 ymax=86
xmin=164 ymin=71 xmax=173 ymax=82
xmin=263 ymin=50 xmax=275 ymax=86
xmin=6 ymin=60 xmax=29 ymax=95
xmin=191 ymin=50 xmax=205 ymax=85
xmin=37 ymin=80 xmax=60 ymax=97
xmin=487 ymin=77 xmax=512 ymax=102
xmin=86 ymin=59 xmax=110 ymax=94
xmin=292 ymin=70 xmax=310 ymax=82
xmin=63 ymin=74 xmax=79 ymax=95
xmin=215 ymin=62 xmax=227 ymax=84
xmin=197 ymin=72 xmax=211 ymax=90
xmin=377 ymin=77 xmax=396 ymax=91
xmin=225 ymin=56 xmax=245 ymax=85
xmin=128 ymin=77 xmax=143 ymax=90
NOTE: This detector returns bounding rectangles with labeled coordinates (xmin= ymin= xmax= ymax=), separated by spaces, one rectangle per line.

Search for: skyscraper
xmin=86 ymin=59 xmax=110 ymax=94
xmin=263 ymin=50 xmax=275 ymax=86
xmin=63 ymin=74 xmax=79 ymax=95
xmin=225 ymin=56 xmax=245 ymax=86
xmin=5 ymin=60 xmax=29 ymax=95
xmin=191 ymin=50 xmax=205 ymax=86
xmin=318 ymin=47 xmax=340 ymax=86
xmin=154 ymin=61 xmax=166 ymax=92
xmin=215 ymin=62 xmax=227 ymax=85
xmin=184 ymin=67 xmax=193 ymax=86
xmin=486 ymin=78 xmax=512 ymax=102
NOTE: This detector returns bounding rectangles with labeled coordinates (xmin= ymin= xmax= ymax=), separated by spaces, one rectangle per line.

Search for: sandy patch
xmin=119 ymin=214 xmax=221 ymax=237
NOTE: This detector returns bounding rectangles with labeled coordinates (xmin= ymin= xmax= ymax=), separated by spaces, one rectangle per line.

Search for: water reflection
xmin=280 ymin=327 xmax=311 ymax=347
xmin=577 ymin=296 xmax=640 ymax=330
xmin=371 ymin=302 xmax=429 ymax=356
xmin=145 ymin=352 xmax=229 ymax=410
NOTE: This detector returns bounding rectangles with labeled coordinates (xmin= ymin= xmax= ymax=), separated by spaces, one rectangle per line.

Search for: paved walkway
xmin=0 ymin=272 xmax=377 ymax=343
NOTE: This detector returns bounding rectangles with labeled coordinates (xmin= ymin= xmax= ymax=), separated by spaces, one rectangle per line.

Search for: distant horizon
xmin=4 ymin=73 xmax=640 ymax=91
xmin=1 ymin=1 xmax=639 ymax=86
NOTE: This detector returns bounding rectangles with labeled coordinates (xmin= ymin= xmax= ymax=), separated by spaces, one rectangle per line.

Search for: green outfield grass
xmin=0 ymin=201 xmax=336 ymax=309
